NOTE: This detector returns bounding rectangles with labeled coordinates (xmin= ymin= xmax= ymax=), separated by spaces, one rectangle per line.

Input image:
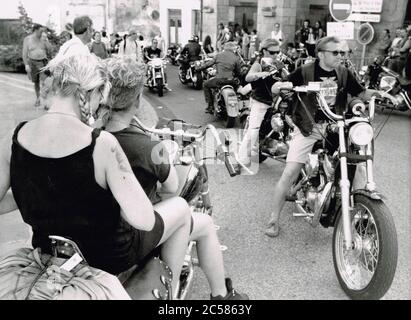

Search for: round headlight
xmin=349 ymin=123 xmax=373 ymax=146
xmin=270 ymin=114 xmax=284 ymax=132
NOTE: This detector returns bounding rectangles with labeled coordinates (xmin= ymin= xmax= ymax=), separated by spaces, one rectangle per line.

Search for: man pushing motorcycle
xmin=197 ymin=42 xmax=243 ymax=114
xmin=266 ymin=36 xmax=381 ymax=237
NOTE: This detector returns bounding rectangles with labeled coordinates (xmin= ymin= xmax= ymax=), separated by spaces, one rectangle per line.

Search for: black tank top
xmin=250 ymin=61 xmax=276 ymax=106
xmin=10 ymin=122 xmax=137 ymax=274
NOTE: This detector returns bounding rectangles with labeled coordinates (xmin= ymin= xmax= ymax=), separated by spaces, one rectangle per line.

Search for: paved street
xmin=1 ymin=68 xmax=410 ymax=300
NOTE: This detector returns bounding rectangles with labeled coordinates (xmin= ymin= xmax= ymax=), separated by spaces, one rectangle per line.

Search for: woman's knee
xmin=172 ymin=197 xmax=191 ymax=225
xmin=191 ymin=213 xmax=215 ymax=239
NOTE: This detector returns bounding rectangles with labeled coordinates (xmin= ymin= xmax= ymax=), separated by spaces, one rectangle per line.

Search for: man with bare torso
xmin=22 ymin=24 xmax=52 ymax=107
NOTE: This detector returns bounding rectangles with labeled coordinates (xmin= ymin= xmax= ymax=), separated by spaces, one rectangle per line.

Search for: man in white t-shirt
xmin=55 ymin=16 xmax=93 ymax=60
xmin=271 ymin=23 xmax=285 ymax=48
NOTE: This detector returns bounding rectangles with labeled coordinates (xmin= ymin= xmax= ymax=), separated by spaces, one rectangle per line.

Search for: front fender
xmin=353 ymin=189 xmax=385 ymax=201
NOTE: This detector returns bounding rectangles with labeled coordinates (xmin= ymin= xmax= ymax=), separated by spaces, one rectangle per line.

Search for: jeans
xmin=238 ymin=98 xmax=270 ymax=165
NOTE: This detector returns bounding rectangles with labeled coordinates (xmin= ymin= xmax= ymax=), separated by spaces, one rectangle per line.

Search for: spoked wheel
xmin=332 ymin=194 xmax=398 ymax=300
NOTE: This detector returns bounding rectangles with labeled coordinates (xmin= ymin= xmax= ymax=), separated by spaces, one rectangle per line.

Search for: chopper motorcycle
xmin=145 ymin=57 xmax=168 ymax=97
xmin=47 ymin=116 xmax=238 ymax=300
xmin=278 ymin=85 xmax=398 ymax=300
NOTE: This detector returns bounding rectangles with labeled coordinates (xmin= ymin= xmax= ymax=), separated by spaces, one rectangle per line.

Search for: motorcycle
xmin=242 ymin=88 xmax=294 ymax=164
xmin=281 ymin=85 xmax=398 ymax=299
xmin=47 ymin=116 xmax=238 ymax=300
xmin=358 ymin=56 xmax=391 ymax=89
xmin=240 ymin=66 xmax=291 ymax=163
xmin=145 ymin=57 xmax=168 ymax=97
xmin=177 ymin=53 xmax=207 ymax=90
xmin=166 ymin=44 xmax=181 ymax=66
xmin=367 ymin=66 xmax=411 ymax=112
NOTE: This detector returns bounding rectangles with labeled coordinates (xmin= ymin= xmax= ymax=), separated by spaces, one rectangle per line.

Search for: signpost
xmin=357 ymin=23 xmax=375 ymax=67
xmin=327 ymin=22 xmax=355 ymax=40
xmin=329 ymin=0 xmax=353 ymax=22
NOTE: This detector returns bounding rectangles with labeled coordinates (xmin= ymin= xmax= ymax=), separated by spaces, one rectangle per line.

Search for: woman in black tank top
xmin=0 ymin=54 xmax=191 ymax=293
xmin=237 ymin=38 xmax=285 ymax=167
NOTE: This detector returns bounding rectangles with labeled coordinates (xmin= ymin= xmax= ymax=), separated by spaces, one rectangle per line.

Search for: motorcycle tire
xmin=157 ymin=79 xmax=164 ymax=97
xmin=332 ymin=194 xmax=398 ymax=300
xmin=226 ymin=116 xmax=236 ymax=128
xmin=194 ymin=71 xmax=203 ymax=90
xmin=178 ymin=71 xmax=188 ymax=84
xmin=258 ymin=152 xmax=268 ymax=163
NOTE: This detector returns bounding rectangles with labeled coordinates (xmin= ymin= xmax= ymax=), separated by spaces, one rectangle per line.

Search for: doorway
xmin=168 ymin=9 xmax=182 ymax=46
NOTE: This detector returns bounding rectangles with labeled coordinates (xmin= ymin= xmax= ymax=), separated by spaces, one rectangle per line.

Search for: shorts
xmin=135 ymin=210 xmax=165 ymax=261
xmin=286 ymin=123 xmax=327 ymax=164
xmin=29 ymin=59 xmax=47 ymax=83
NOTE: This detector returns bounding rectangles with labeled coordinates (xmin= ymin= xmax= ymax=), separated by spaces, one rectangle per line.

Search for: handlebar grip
xmin=224 ymin=152 xmax=237 ymax=177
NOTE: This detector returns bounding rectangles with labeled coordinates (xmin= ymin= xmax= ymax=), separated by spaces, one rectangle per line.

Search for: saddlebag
xmin=121 ymin=255 xmax=173 ymax=300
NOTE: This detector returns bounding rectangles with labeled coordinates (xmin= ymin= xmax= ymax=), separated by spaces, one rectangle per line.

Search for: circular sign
xmin=357 ymin=23 xmax=374 ymax=45
xmin=329 ymin=0 xmax=353 ymax=22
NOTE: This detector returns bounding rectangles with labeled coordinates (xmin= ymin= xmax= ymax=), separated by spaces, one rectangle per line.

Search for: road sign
xmin=352 ymin=0 xmax=383 ymax=13
xmin=327 ymin=22 xmax=355 ymax=40
xmin=329 ymin=0 xmax=353 ymax=22
xmin=347 ymin=13 xmax=381 ymax=23
xmin=357 ymin=22 xmax=374 ymax=45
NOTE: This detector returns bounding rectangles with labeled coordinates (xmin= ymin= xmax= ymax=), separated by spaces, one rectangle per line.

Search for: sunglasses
xmin=321 ymin=50 xmax=346 ymax=57
xmin=266 ymin=49 xmax=280 ymax=55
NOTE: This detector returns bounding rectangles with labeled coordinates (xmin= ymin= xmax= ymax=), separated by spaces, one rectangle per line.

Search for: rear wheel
xmin=226 ymin=116 xmax=236 ymax=128
xmin=178 ymin=70 xmax=187 ymax=84
xmin=332 ymin=194 xmax=398 ymax=300
xmin=194 ymin=71 xmax=203 ymax=90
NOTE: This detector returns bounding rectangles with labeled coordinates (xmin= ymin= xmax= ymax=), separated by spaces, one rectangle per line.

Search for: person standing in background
xmin=22 ymin=24 xmax=52 ymax=107
xmin=306 ymin=27 xmax=317 ymax=57
xmin=101 ymin=31 xmax=111 ymax=55
xmin=241 ymin=28 xmax=250 ymax=60
xmin=154 ymin=32 xmax=166 ymax=53
xmin=271 ymin=23 xmax=285 ymax=48
xmin=216 ymin=23 xmax=225 ymax=51
xmin=376 ymin=29 xmax=392 ymax=57
xmin=248 ymin=30 xmax=259 ymax=60
xmin=118 ymin=27 xmax=141 ymax=61
xmin=90 ymin=31 xmax=109 ymax=59
xmin=313 ymin=21 xmax=325 ymax=41
xmin=295 ymin=19 xmax=310 ymax=46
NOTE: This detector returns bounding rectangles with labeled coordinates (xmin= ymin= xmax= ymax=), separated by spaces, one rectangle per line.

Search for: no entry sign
xmin=329 ymin=0 xmax=353 ymax=22
xmin=357 ymin=23 xmax=374 ymax=45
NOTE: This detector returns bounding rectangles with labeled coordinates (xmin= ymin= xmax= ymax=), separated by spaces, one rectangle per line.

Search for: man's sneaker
xmin=210 ymin=278 xmax=249 ymax=300
xmin=164 ymin=85 xmax=172 ymax=92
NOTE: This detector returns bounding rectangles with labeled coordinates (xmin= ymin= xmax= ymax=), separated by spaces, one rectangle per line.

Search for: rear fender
xmin=221 ymin=87 xmax=239 ymax=117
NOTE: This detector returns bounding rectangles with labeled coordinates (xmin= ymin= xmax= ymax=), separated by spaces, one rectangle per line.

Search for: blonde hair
xmin=97 ymin=56 xmax=145 ymax=127
xmin=45 ymin=54 xmax=110 ymax=123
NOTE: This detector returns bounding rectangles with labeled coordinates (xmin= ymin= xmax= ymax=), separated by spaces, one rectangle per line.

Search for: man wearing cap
xmin=198 ymin=42 xmax=243 ymax=113
xmin=22 ymin=24 xmax=52 ymax=107
xmin=118 ymin=27 xmax=141 ymax=61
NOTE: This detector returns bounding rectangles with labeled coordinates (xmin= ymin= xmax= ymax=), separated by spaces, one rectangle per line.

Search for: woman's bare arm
xmin=97 ymin=132 xmax=155 ymax=231
xmin=0 ymin=131 xmax=17 ymax=215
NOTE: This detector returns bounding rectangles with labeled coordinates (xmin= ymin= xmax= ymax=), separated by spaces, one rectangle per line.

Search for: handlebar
xmin=132 ymin=116 xmax=238 ymax=176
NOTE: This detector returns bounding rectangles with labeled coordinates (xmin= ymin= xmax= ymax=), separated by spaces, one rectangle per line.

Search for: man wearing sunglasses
xmin=265 ymin=36 xmax=380 ymax=237
xmin=237 ymin=38 xmax=286 ymax=170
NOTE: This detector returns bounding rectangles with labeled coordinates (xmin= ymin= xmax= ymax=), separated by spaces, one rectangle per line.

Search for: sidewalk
xmin=0 ymin=72 xmax=159 ymax=258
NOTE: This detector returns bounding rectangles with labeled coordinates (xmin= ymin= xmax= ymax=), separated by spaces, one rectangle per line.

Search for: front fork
xmin=337 ymin=122 xmax=353 ymax=250
xmin=338 ymin=123 xmax=376 ymax=251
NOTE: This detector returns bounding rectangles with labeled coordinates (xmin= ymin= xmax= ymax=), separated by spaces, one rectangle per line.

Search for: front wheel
xmin=157 ymin=78 xmax=164 ymax=97
xmin=332 ymin=194 xmax=398 ymax=300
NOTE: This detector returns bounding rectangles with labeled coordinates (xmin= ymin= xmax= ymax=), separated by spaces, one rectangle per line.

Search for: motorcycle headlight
xmin=379 ymin=76 xmax=396 ymax=91
xmin=270 ymin=114 xmax=284 ymax=132
xmin=349 ymin=123 xmax=373 ymax=146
